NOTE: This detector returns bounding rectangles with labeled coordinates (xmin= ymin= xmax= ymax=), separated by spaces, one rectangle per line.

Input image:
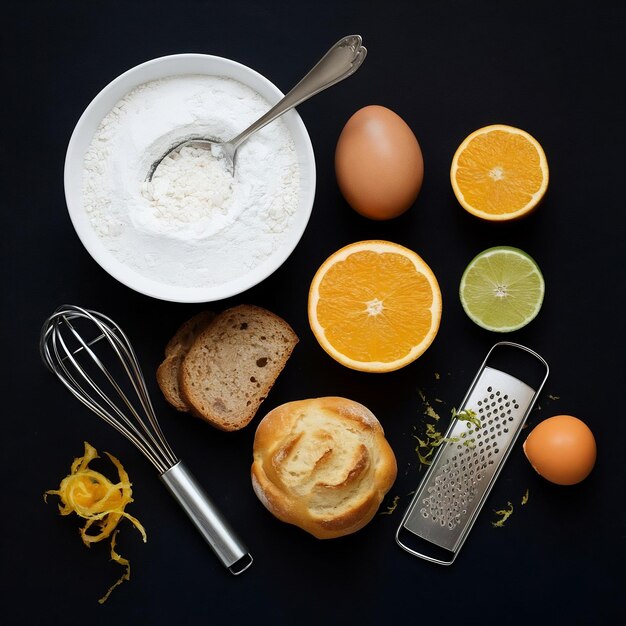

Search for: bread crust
xmin=156 ymin=311 xmax=216 ymax=411
xmin=178 ymin=304 xmax=298 ymax=431
xmin=251 ymin=397 xmax=397 ymax=539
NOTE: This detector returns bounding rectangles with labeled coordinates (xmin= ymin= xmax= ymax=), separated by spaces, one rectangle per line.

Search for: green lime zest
xmin=451 ymin=407 xmax=481 ymax=429
xmin=415 ymin=405 xmax=469 ymax=467
xmin=379 ymin=495 xmax=400 ymax=516
xmin=492 ymin=501 xmax=514 ymax=527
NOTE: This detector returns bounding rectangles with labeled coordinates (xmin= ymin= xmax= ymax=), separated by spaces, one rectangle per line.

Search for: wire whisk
xmin=40 ymin=304 xmax=252 ymax=575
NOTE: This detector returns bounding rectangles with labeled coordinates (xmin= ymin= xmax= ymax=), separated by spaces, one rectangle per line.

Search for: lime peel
xmin=460 ymin=246 xmax=545 ymax=332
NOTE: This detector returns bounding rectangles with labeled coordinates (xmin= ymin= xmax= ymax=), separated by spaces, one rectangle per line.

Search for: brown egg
xmin=335 ymin=105 xmax=424 ymax=220
xmin=523 ymin=415 xmax=596 ymax=485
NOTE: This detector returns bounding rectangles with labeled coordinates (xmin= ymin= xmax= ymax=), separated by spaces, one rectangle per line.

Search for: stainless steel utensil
xmin=40 ymin=304 xmax=253 ymax=575
xmin=396 ymin=342 xmax=549 ymax=565
xmin=147 ymin=34 xmax=367 ymax=180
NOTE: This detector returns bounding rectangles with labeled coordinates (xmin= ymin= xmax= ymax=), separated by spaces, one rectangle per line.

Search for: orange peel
xmin=450 ymin=124 xmax=549 ymax=221
xmin=308 ymin=240 xmax=442 ymax=372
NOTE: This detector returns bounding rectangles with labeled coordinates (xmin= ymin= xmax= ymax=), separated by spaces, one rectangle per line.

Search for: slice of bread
xmin=157 ymin=311 xmax=216 ymax=411
xmin=179 ymin=304 xmax=298 ymax=431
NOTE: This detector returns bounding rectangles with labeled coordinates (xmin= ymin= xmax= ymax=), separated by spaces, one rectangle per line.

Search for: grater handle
xmin=485 ymin=341 xmax=549 ymax=379
xmin=161 ymin=461 xmax=253 ymax=575
xmin=395 ymin=526 xmax=455 ymax=565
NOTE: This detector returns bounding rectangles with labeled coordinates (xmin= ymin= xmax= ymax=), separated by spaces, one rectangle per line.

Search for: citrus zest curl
xmin=45 ymin=442 xmax=146 ymax=603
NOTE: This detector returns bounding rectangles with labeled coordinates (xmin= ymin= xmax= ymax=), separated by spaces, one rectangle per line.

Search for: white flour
xmin=82 ymin=75 xmax=300 ymax=288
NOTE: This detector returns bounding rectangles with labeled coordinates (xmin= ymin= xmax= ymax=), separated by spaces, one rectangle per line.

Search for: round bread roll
xmin=251 ymin=397 xmax=397 ymax=539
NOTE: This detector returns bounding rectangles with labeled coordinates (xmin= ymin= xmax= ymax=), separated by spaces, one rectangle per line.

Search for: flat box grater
xmin=396 ymin=342 xmax=549 ymax=565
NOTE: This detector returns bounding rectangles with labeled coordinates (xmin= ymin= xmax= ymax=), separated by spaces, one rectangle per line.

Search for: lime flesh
xmin=459 ymin=246 xmax=545 ymax=332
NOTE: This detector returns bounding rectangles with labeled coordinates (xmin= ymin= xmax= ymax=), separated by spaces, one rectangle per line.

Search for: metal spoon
xmin=147 ymin=35 xmax=367 ymax=180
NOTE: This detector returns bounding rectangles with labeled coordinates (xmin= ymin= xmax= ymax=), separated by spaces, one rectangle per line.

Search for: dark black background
xmin=3 ymin=1 xmax=625 ymax=624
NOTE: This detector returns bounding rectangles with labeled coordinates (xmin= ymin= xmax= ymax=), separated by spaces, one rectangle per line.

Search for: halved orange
xmin=450 ymin=124 xmax=549 ymax=221
xmin=308 ymin=240 xmax=442 ymax=372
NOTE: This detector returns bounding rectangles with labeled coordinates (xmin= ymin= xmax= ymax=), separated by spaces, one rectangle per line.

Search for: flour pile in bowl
xmin=82 ymin=75 xmax=300 ymax=288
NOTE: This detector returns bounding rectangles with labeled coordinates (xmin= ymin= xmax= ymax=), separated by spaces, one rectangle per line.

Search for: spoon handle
xmin=230 ymin=35 xmax=367 ymax=150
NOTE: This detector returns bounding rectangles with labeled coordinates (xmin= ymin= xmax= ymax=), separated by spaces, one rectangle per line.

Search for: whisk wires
xmin=40 ymin=305 xmax=178 ymax=474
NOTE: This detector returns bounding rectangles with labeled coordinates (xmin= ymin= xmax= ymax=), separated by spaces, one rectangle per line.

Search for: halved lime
xmin=459 ymin=246 xmax=545 ymax=332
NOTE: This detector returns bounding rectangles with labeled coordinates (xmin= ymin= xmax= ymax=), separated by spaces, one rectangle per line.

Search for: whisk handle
xmin=161 ymin=461 xmax=253 ymax=575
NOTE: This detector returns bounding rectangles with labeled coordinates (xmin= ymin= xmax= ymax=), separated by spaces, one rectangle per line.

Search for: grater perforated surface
xmin=403 ymin=366 xmax=535 ymax=553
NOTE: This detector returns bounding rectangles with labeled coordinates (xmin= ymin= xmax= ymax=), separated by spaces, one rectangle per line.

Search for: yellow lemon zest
xmin=45 ymin=442 xmax=147 ymax=603
xmin=98 ymin=531 xmax=131 ymax=604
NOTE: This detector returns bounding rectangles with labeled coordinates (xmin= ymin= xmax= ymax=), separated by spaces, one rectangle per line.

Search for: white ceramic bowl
xmin=64 ymin=54 xmax=316 ymax=302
